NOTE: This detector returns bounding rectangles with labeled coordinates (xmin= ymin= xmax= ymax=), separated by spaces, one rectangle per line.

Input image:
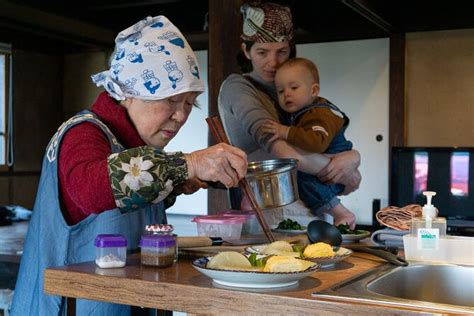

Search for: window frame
xmin=0 ymin=44 xmax=11 ymax=171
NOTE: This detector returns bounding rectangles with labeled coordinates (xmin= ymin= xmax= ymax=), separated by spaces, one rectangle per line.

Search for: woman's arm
xmin=60 ymin=123 xmax=248 ymax=223
xmin=271 ymin=140 xmax=361 ymax=190
xmin=270 ymin=139 xmax=330 ymax=173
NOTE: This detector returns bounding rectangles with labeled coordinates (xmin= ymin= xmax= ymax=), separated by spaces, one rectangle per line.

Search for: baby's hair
xmin=279 ymin=57 xmax=320 ymax=84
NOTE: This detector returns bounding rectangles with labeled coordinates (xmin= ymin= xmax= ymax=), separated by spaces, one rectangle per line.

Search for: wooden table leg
xmin=66 ymin=297 xmax=76 ymax=316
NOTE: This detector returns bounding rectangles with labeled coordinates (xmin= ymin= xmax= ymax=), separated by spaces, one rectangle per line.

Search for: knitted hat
xmin=91 ymin=16 xmax=205 ymax=101
xmin=240 ymin=2 xmax=293 ymax=43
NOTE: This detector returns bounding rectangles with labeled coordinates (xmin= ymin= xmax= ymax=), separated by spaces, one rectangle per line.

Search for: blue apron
xmin=11 ymin=110 xmax=166 ymax=315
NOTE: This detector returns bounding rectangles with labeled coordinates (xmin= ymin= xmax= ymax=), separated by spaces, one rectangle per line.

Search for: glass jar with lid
xmin=94 ymin=234 xmax=127 ymax=268
xmin=139 ymin=234 xmax=177 ymax=267
xmin=141 ymin=224 xmax=177 ymax=266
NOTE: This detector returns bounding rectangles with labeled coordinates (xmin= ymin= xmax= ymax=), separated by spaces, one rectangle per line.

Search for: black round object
xmin=306 ymin=220 xmax=342 ymax=247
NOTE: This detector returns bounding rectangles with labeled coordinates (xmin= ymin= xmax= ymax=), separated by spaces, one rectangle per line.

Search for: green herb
xmin=276 ymin=218 xmax=305 ymax=230
xmin=336 ymin=223 xmax=367 ymax=235
xmin=247 ymin=253 xmax=268 ymax=267
xmin=292 ymin=244 xmax=304 ymax=258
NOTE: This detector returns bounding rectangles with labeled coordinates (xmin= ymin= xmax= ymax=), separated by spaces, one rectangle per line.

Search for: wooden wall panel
xmin=0 ymin=50 xmax=61 ymax=206
xmin=12 ymin=176 xmax=39 ymax=209
xmin=0 ymin=177 xmax=9 ymax=206
xmin=406 ymin=29 xmax=474 ymax=146
xmin=63 ymin=52 xmax=108 ymax=118
xmin=13 ymin=50 xmax=62 ymax=172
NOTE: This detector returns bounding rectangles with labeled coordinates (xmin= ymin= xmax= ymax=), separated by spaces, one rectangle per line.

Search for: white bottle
xmin=411 ymin=191 xmax=446 ymax=250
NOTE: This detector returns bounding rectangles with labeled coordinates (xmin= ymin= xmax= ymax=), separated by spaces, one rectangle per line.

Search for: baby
xmin=262 ymin=57 xmax=356 ymax=228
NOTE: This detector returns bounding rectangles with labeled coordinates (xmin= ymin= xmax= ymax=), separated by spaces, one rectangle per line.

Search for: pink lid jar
xmin=218 ymin=210 xmax=262 ymax=235
xmin=192 ymin=215 xmax=246 ymax=241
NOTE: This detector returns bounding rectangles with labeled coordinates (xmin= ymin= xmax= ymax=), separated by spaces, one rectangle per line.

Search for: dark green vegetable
xmin=292 ymin=244 xmax=304 ymax=258
xmin=276 ymin=218 xmax=305 ymax=230
xmin=336 ymin=223 xmax=367 ymax=235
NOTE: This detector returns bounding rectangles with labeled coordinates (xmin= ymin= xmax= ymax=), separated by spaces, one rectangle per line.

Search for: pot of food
xmin=245 ymin=159 xmax=299 ymax=209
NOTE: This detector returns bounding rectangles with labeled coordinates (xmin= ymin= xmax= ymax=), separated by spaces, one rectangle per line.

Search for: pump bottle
xmin=411 ymin=191 xmax=446 ymax=250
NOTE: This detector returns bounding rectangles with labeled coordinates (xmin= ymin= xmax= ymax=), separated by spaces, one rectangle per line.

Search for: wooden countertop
xmin=44 ymin=252 xmax=429 ymax=315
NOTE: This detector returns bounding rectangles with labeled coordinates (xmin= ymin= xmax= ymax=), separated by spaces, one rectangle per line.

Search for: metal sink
xmin=313 ymin=263 xmax=474 ymax=314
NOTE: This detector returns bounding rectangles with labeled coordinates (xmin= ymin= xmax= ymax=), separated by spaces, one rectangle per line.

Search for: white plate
xmin=192 ymin=257 xmax=319 ymax=288
xmin=246 ymin=244 xmax=352 ymax=268
xmin=341 ymin=231 xmax=371 ymax=243
xmin=301 ymin=247 xmax=353 ymax=267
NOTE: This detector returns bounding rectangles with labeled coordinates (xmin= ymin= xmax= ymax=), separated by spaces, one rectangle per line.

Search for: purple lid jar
xmin=94 ymin=234 xmax=127 ymax=248
xmin=139 ymin=234 xmax=176 ymax=248
xmin=139 ymin=234 xmax=177 ymax=267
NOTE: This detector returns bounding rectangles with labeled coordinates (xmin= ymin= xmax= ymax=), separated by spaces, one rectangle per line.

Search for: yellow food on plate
xmin=303 ymin=242 xmax=335 ymax=258
xmin=262 ymin=240 xmax=299 ymax=257
xmin=207 ymin=251 xmax=252 ymax=270
xmin=263 ymin=255 xmax=316 ymax=273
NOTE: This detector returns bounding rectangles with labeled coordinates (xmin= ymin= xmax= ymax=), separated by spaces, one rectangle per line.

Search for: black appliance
xmin=391 ymin=147 xmax=474 ymax=236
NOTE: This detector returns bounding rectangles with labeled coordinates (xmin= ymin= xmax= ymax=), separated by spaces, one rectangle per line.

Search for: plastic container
xmin=219 ymin=210 xmax=262 ymax=235
xmin=139 ymin=234 xmax=177 ymax=267
xmin=94 ymin=234 xmax=127 ymax=268
xmin=192 ymin=215 xmax=245 ymax=241
xmin=403 ymin=235 xmax=474 ymax=266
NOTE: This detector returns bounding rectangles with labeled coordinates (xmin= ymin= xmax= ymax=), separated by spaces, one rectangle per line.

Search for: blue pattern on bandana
xmin=91 ymin=16 xmax=204 ymax=101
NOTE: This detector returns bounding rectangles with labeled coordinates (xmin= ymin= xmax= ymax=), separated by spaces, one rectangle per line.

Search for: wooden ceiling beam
xmin=0 ymin=0 xmax=115 ymax=48
xmin=341 ymin=0 xmax=392 ymax=33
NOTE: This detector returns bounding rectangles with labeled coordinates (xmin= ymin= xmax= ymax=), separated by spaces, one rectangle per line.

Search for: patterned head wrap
xmin=91 ymin=16 xmax=205 ymax=101
xmin=240 ymin=2 xmax=293 ymax=43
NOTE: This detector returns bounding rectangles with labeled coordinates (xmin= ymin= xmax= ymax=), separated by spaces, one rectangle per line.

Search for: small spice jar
xmin=94 ymin=234 xmax=127 ymax=268
xmin=139 ymin=234 xmax=177 ymax=267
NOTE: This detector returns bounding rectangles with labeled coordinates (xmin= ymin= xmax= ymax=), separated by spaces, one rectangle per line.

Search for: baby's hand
xmin=261 ymin=120 xmax=290 ymax=143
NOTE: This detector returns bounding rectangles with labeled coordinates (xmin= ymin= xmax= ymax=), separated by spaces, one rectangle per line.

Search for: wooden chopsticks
xmin=206 ymin=116 xmax=275 ymax=242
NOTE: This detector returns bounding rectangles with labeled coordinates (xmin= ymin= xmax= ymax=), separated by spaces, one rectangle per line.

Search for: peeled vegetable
xmin=262 ymin=240 xmax=299 ymax=257
xmin=303 ymin=242 xmax=335 ymax=258
xmin=207 ymin=251 xmax=254 ymax=271
xmin=263 ymin=255 xmax=315 ymax=272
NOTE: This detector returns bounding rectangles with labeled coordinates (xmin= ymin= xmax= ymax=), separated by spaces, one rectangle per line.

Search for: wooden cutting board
xmin=178 ymin=234 xmax=308 ymax=258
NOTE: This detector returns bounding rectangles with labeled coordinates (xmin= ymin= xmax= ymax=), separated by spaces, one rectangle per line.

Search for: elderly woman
xmin=218 ymin=2 xmax=360 ymax=227
xmin=11 ymin=16 xmax=247 ymax=315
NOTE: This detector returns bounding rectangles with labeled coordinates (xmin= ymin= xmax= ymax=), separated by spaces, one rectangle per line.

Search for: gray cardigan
xmin=218 ymin=72 xmax=279 ymax=161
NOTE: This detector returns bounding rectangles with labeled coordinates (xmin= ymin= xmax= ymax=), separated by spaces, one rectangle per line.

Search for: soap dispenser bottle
xmin=411 ymin=191 xmax=446 ymax=250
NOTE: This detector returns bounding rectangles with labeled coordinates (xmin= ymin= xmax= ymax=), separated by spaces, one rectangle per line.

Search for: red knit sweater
xmin=58 ymin=92 xmax=146 ymax=225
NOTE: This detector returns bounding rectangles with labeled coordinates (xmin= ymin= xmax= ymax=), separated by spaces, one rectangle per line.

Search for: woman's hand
xmin=261 ymin=120 xmax=290 ymax=143
xmin=340 ymin=169 xmax=361 ymax=195
xmin=184 ymin=143 xmax=247 ymax=188
xmin=317 ymin=150 xmax=361 ymax=185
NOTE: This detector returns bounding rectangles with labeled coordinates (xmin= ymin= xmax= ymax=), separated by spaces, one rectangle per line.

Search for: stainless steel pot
xmin=245 ymin=159 xmax=299 ymax=209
